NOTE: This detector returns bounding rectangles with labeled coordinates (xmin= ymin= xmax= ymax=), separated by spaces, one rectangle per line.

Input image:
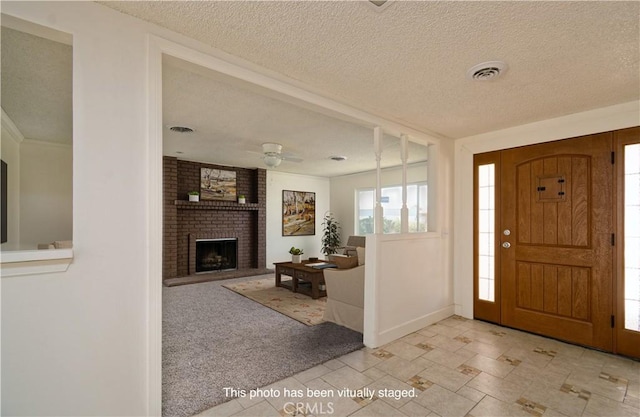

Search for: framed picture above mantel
xmin=282 ymin=190 xmax=315 ymax=236
xmin=200 ymin=168 xmax=236 ymax=201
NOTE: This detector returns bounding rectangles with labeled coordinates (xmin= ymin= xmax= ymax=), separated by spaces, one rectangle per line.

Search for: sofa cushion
xmin=328 ymin=254 xmax=358 ymax=269
xmin=356 ymin=246 xmax=365 ymax=265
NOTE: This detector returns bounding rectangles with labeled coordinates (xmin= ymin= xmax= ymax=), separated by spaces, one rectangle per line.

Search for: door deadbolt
xmin=503 ymin=229 xmax=511 ymax=236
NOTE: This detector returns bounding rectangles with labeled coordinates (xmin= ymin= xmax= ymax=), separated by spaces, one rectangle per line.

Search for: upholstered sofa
xmin=322 ymin=245 xmax=365 ymax=333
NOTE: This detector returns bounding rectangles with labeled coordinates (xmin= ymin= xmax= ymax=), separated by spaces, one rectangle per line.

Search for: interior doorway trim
xmin=147 ymin=36 xmax=163 ymax=417
xmin=145 ymin=34 xmax=440 ymax=415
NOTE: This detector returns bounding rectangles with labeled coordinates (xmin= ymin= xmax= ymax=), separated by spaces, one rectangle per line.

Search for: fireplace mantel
xmin=174 ymin=200 xmax=262 ymax=211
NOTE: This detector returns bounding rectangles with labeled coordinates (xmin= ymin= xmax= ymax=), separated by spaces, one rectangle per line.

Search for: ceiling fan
xmin=259 ymin=143 xmax=303 ymax=168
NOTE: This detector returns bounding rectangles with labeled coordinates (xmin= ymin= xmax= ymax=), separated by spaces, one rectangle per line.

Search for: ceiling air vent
xmin=330 ymin=155 xmax=348 ymax=161
xmin=466 ymin=61 xmax=508 ymax=81
xmin=169 ymin=126 xmax=194 ymax=133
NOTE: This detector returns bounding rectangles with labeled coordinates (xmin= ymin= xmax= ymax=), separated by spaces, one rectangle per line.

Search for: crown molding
xmin=21 ymin=138 xmax=72 ymax=149
xmin=1 ymin=108 xmax=25 ymax=144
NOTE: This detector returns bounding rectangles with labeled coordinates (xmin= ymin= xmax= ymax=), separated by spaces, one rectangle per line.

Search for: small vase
xmin=189 ymin=195 xmax=199 ymax=202
xmin=238 ymin=197 xmax=246 ymax=204
xmin=292 ymin=254 xmax=302 ymax=263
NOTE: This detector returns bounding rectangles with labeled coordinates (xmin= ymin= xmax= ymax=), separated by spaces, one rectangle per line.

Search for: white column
xmin=374 ymin=127 xmax=384 ymax=234
xmin=400 ymin=134 xmax=409 ymax=233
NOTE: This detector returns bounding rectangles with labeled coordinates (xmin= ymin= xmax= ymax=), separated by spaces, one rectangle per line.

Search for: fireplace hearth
xmin=196 ymin=238 xmax=238 ymax=273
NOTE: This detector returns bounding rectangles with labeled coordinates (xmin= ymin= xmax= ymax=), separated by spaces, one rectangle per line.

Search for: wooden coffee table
xmin=274 ymin=261 xmax=327 ymax=299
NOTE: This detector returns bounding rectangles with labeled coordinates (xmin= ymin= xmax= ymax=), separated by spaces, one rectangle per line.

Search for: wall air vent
xmin=466 ymin=61 xmax=508 ymax=81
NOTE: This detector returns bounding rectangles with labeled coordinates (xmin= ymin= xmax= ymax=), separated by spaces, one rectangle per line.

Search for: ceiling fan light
xmin=264 ymin=154 xmax=282 ymax=168
xmin=262 ymin=143 xmax=283 ymax=154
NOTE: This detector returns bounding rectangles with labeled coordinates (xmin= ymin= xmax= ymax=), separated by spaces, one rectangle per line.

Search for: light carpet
xmin=223 ymin=278 xmax=326 ymax=326
xmin=163 ymin=274 xmax=363 ymax=417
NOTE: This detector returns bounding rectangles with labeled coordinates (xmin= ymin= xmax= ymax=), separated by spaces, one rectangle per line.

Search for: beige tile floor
xmin=197 ymin=316 xmax=639 ymax=417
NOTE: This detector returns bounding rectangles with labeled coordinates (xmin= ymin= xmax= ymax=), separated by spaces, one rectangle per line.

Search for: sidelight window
xmin=477 ymin=164 xmax=496 ymax=302
xmin=624 ymin=143 xmax=640 ymax=332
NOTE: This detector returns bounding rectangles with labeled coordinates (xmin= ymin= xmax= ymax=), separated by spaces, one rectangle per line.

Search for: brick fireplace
xmin=163 ymin=157 xmax=268 ymax=284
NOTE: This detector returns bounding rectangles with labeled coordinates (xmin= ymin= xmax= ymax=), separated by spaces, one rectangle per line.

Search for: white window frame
xmin=356 ymin=181 xmax=428 ymax=235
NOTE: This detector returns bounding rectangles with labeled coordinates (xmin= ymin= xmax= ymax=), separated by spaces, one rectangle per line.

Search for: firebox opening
xmin=195 ymin=238 xmax=238 ymax=273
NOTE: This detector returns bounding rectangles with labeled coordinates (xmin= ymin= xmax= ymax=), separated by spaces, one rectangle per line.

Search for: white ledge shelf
xmin=1 ymin=249 xmax=74 ymax=277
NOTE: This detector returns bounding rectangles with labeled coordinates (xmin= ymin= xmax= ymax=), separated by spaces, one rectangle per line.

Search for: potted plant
xmin=321 ymin=212 xmax=341 ymax=256
xmin=289 ymin=246 xmax=304 ymax=263
xmin=238 ymin=194 xmax=246 ymax=204
xmin=188 ymin=191 xmax=199 ymax=202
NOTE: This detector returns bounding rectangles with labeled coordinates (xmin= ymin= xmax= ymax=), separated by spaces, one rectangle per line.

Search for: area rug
xmin=163 ymin=274 xmax=363 ymax=417
xmin=223 ymin=278 xmax=326 ymax=325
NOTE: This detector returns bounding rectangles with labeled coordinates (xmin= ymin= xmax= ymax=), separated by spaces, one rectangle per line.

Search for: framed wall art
xmin=200 ymin=168 xmax=236 ymax=201
xmin=282 ymin=190 xmax=315 ymax=236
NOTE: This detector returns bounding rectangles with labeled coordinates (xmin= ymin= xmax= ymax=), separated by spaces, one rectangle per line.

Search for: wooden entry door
xmin=500 ymin=133 xmax=613 ymax=351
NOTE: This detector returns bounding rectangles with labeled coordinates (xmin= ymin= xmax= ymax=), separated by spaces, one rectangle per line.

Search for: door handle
xmin=502 ymin=242 xmax=511 ymax=249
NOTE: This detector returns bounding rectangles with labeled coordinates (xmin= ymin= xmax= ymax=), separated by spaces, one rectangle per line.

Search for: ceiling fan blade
xmin=250 ymin=143 xmax=304 ymax=165
xmin=281 ymin=155 xmax=303 ymax=163
xmin=280 ymin=150 xmax=302 ymax=162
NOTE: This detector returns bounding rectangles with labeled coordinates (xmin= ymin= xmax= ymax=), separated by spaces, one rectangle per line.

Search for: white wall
xmin=0 ymin=116 xmax=22 ymax=248
xmin=0 ymin=114 xmax=72 ymax=249
xmin=362 ymin=141 xmax=455 ymax=347
xmin=363 ymin=234 xmax=455 ymax=347
xmin=453 ymin=101 xmax=640 ymax=319
xmin=1 ymin=2 xmax=149 ymax=415
xmin=19 ymin=140 xmax=72 ymax=246
xmin=302 ymin=134 xmax=457 ymax=349
xmin=330 ymin=162 xmax=428 ymax=239
xmin=266 ymin=170 xmax=330 ymax=265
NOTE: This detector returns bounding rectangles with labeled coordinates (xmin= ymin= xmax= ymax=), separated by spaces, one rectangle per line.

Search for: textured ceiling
xmin=1 ymin=24 xmax=72 ymax=143
xmin=3 ymin=2 xmax=638 ymax=177
xmin=102 ymin=0 xmax=639 ymax=139
xmin=163 ymin=56 xmax=428 ymax=176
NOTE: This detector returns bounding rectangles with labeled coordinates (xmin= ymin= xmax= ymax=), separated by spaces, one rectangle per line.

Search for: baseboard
xmin=365 ymin=305 xmax=455 ymax=348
